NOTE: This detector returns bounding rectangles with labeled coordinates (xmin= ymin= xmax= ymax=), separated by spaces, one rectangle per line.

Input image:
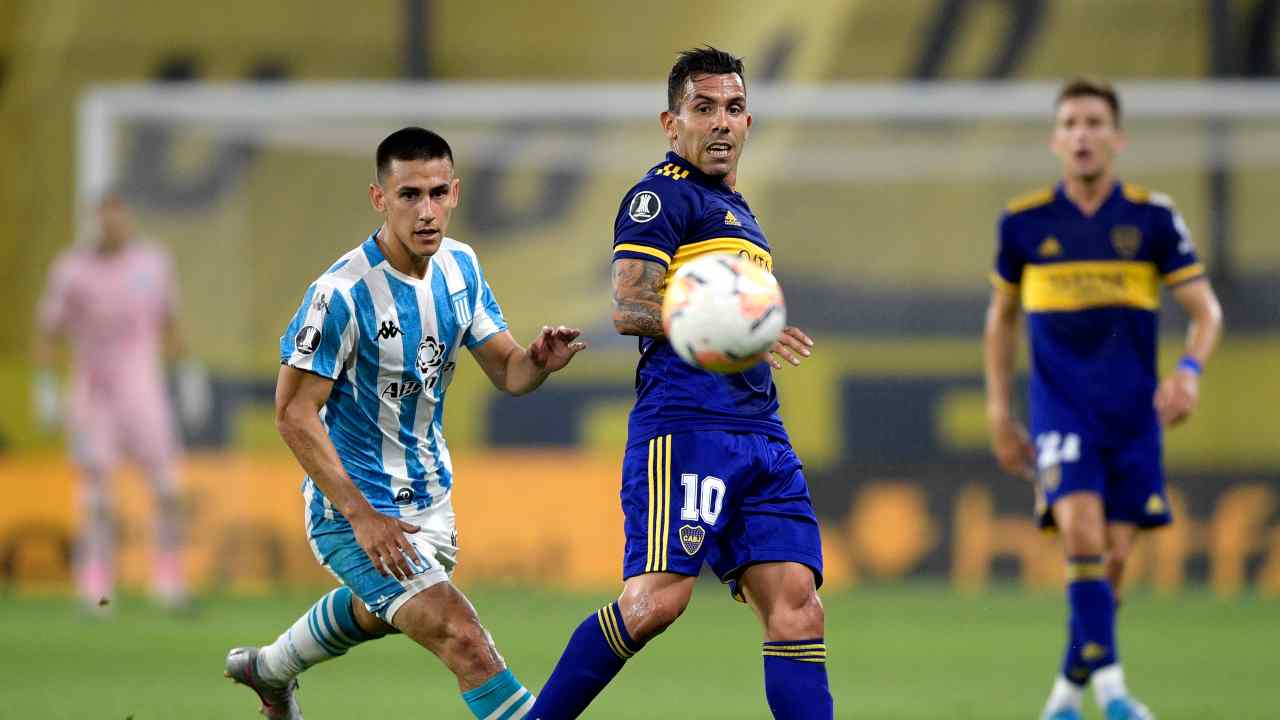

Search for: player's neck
xmin=375 ymin=226 xmax=429 ymax=279
xmin=1061 ymin=173 xmax=1116 ymax=217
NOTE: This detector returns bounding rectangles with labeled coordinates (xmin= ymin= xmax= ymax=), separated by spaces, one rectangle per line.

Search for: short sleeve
xmin=990 ymin=213 xmax=1025 ymax=293
xmin=462 ymin=257 xmax=508 ymax=349
xmin=1150 ymin=197 xmax=1204 ymax=286
xmin=612 ymin=179 xmax=691 ymax=268
xmin=279 ymin=282 xmax=356 ymax=379
xmin=38 ymin=253 xmax=75 ymax=333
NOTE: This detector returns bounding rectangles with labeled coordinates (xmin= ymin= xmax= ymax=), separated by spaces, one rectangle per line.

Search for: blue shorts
xmin=305 ymin=483 xmax=459 ymax=623
xmin=1032 ymin=428 xmax=1171 ymax=529
xmin=621 ymin=430 xmax=824 ymax=599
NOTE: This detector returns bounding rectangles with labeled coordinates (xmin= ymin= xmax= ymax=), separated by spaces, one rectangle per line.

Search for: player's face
xmin=369 ymin=157 xmax=459 ymax=259
xmin=97 ymin=196 xmax=134 ymax=251
xmin=1051 ymin=96 xmax=1125 ymax=182
xmin=662 ymin=73 xmax=752 ymax=179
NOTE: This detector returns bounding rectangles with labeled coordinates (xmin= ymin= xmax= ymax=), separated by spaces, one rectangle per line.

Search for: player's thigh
xmin=1051 ymin=492 xmax=1107 ymax=557
xmin=67 ymin=403 xmax=120 ymax=479
xmin=306 ymin=502 xmax=457 ymax=624
xmin=620 ymin=431 xmax=755 ymax=580
xmin=617 ymin=571 xmax=696 ymax=639
xmin=1104 ymin=430 xmax=1171 ymax=529
xmin=1034 ymin=427 xmax=1104 ymax=534
xmin=708 ymin=438 xmax=823 ymax=602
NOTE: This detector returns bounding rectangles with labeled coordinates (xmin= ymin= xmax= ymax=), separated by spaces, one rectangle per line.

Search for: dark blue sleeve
xmin=1149 ymin=197 xmax=1204 ymax=286
xmin=991 ymin=212 xmax=1025 ymax=292
xmin=612 ymin=177 xmax=693 ymax=268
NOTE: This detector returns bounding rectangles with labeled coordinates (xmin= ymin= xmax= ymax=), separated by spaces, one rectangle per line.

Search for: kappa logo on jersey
xmin=394 ymin=488 xmax=414 ymax=505
xmin=628 ymin=191 xmax=661 ymax=223
xmin=312 ymin=294 xmax=330 ymax=313
xmin=416 ymin=336 xmax=445 ymax=374
xmin=376 ymin=320 xmax=402 ymax=341
xmin=678 ymin=525 xmax=705 ymax=555
xmin=450 ymin=290 xmax=472 ymax=326
xmin=724 ymin=210 xmax=741 ymax=226
xmin=1111 ymin=225 xmax=1142 ymax=259
xmin=381 ymin=379 xmax=422 ymax=400
xmin=294 ymin=326 xmax=322 ymax=355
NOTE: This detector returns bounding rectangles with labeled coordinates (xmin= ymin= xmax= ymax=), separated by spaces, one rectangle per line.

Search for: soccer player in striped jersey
xmin=225 ymin=127 xmax=586 ymax=720
xmin=984 ymin=79 xmax=1223 ymax=720
xmin=528 ymin=47 xmax=830 ymax=720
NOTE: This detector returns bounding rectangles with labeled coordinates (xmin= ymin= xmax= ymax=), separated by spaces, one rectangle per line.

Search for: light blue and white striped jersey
xmin=280 ymin=231 xmax=507 ymax=518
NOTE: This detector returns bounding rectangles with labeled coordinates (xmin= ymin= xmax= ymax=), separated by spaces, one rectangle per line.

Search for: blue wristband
xmin=1177 ymin=355 xmax=1202 ymax=375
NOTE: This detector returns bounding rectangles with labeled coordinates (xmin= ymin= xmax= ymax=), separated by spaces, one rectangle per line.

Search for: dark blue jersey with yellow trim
xmin=992 ymin=181 xmax=1205 ymax=440
xmin=613 ymin=151 xmax=787 ymax=445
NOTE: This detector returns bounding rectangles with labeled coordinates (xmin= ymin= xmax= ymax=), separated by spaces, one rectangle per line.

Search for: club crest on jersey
xmin=416 ymin=336 xmax=445 ymax=374
xmin=1111 ymin=225 xmax=1142 ymax=259
xmin=381 ymin=379 xmax=422 ymax=400
xmin=450 ymin=290 xmax=472 ymax=326
xmin=679 ymin=525 xmax=705 ymax=555
xmin=628 ymin=191 xmax=661 ymax=223
xmin=1038 ymin=236 xmax=1062 ymax=258
xmin=294 ymin=326 xmax=321 ymax=355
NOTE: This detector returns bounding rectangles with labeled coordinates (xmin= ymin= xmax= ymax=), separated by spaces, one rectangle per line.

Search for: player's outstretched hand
xmin=348 ymin=507 xmax=422 ymax=580
xmin=529 ymin=325 xmax=588 ymax=373
xmin=1155 ymin=369 xmax=1199 ymax=427
xmin=990 ymin=415 xmax=1036 ymax=481
xmin=765 ymin=326 xmax=814 ymax=369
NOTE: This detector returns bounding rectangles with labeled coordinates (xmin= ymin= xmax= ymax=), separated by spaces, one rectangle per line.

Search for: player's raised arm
xmin=274 ymin=365 xmax=422 ymax=580
xmin=468 ymin=326 xmax=587 ymax=396
xmin=611 ymin=257 xmax=666 ymax=336
xmin=984 ymin=284 xmax=1035 ymax=480
xmin=1155 ymin=279 xmax=1224 ymax=427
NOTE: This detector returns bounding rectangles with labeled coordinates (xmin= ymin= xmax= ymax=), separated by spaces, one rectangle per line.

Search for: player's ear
xmin=449 ymin=176 xmax=461 ymax=207
xmin=660 ymin=110 xmax=677 ymax=144
xmin=368 ymin=182 xmax=385 ymax=213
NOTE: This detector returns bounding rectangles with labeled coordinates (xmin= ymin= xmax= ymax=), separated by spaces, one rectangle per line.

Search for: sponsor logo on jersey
xmin=381 ymin=379 xmax=422 ymax=400
xmin=724 ymin=210 xmax=741 ymax=227
xmin=1111 ymin=225 xmax=1142 ymax=259
xmin=416 ymin=336 xmax=445 ymax=374
xmin=628 ymin=191 xmax=661 ymax=223
xmin=394 ymin=488 xmax=415 ymax=505
xmin=1038 ymin=236 xmax=1062 ymax=258
xmin=679 ymin=524 xmax=705 ymax=555
xmin=294 ymin=326 xmax=322 ymax=355
xmin=376 ymin=320 xmax=402 ymax=341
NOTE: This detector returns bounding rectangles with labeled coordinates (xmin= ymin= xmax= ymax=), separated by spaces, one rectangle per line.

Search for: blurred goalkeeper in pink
xmin=34 ymin=192 xmax=202 ymax=611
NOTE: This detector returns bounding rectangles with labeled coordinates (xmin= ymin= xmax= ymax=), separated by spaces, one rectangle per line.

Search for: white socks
xmin=1092 ymin=663 xmax=1129 ymax=708
xmin=1045 ymin=675 xmax=1084 ymax=713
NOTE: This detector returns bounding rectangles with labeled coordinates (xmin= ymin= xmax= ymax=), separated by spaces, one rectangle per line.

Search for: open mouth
xmin=707 ymin=142 xmax=733 ymax=158
xmin=414 ymin=228 xmax=440 ymax=241
xmin=1074 ymin=148 xmax=1092 ymax=162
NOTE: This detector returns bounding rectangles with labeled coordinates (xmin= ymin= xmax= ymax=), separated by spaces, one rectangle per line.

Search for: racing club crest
xmin=679 ymin=525 xmax=705 ymax=555
xmin=1111 ymin=225 xmax=1142 ymax=259
xmin=416 ymin=336 xmax=444 ymax=374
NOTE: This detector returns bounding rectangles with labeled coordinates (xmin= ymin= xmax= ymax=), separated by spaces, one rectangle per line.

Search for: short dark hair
xmin=376 ymin=127 xmax=453 ymax=182
xmin=1056 ymin=78 xmax=1122 ymax=127
xmin=667 ymin=46 xmax=746 ymax=112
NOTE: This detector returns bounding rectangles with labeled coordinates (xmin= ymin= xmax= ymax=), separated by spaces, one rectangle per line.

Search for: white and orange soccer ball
xmin=661 ymin=253 xmax=786 ymax=374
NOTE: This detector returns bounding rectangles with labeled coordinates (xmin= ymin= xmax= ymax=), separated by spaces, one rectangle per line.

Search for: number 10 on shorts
xmin=680 ymin=474 xmax=726 ymax=525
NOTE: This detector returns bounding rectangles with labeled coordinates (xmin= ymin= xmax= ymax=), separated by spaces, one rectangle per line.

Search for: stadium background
xmin=0 ymin=2 xmax=1278 ymax=718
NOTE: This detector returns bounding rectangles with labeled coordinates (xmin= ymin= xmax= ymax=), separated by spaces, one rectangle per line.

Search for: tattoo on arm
xmin=612 ymin=259 xmax=666 ymax=337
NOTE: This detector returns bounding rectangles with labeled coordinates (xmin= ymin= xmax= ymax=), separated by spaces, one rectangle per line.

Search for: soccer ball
xmin=661 ymin=253 xmax=786 ymax=374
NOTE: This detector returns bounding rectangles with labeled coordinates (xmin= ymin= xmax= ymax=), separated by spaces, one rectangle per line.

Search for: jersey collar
xmin=665 ymin=151 xmax=734 ymax=193
xmin=1054 ymin=180 xmax=1123 ymax=219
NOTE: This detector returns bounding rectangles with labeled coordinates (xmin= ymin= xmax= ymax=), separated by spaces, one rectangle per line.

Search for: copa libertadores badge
xmin=628 ymin=191 xmax=661 ymax=223
xmin=294 ymin=326 xmax=322 ymax=355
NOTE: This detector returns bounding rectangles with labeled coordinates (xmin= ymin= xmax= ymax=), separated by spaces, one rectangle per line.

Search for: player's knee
xmin=620 ymin=586 xmax=690 ymax=643
xmin=447 ymin=619 xmax=503 ymax=677
xmin=764 ymin=589 xmax=824 ymax=641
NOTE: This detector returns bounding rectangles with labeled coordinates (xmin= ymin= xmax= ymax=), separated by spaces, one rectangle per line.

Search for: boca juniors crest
xmin=679 ymin=525 xmax=705 ymax=555
xmin=1111 ymin=225 xmax=1142 ymax=259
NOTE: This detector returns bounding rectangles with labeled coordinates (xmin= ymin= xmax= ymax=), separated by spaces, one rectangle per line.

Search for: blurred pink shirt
xmin=39 ymin=241 xmax=179 ymax=466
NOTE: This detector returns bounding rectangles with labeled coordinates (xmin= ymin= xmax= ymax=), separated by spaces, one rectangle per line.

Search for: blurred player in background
xmin=34 ymin=191 xmax=194 ymax=612
xmin=529 ymin=47 xmax=830 ymax=720
xmin=225 ymin=127 xmax=585 ymax=720
xmin=984 ymin=79 xmax=1223 ymax=720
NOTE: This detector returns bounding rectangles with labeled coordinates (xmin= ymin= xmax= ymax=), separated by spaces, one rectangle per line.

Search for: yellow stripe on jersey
xmin=614 ymin=243 xmax=672 ymax=266
xmin=1164 ymin=263 xmax=1205 ymax=286
xmin=1122 ymin=183 xmax=1151 ymax=204
xmin=1021 ymin=261 xmax=1160 ymax=312
xmin=1005 ymin=188 xmax=1054 ymax=214
xmin=989 ymin=271 xmax=1019 ymax=293
xmin=668 ymin=237 xmax=773 ymax=279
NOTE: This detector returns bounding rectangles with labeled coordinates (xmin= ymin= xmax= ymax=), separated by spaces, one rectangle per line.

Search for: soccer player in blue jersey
xmin=224 ymin=127 xmax=586 ymax=720
xmin=984 ymin=79 xmax=1224 ymax=720
xmin=527 ymin=47 xmax=830 ymax=720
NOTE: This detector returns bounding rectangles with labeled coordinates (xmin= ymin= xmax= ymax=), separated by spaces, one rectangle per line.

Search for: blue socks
xmin=1061 ymin=556 xmax=1117 ymax=685
xmin=526 ymin=602 xmax=643 ymax=719
xmin=763 ymin=639 xmax=834 ymax=719
xmin=462 ymin=669 xmax=535 ymax=719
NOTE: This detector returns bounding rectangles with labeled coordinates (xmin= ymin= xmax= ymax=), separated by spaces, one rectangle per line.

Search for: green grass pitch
xmin=3 ymin=584 xmax=1276 ymax=719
